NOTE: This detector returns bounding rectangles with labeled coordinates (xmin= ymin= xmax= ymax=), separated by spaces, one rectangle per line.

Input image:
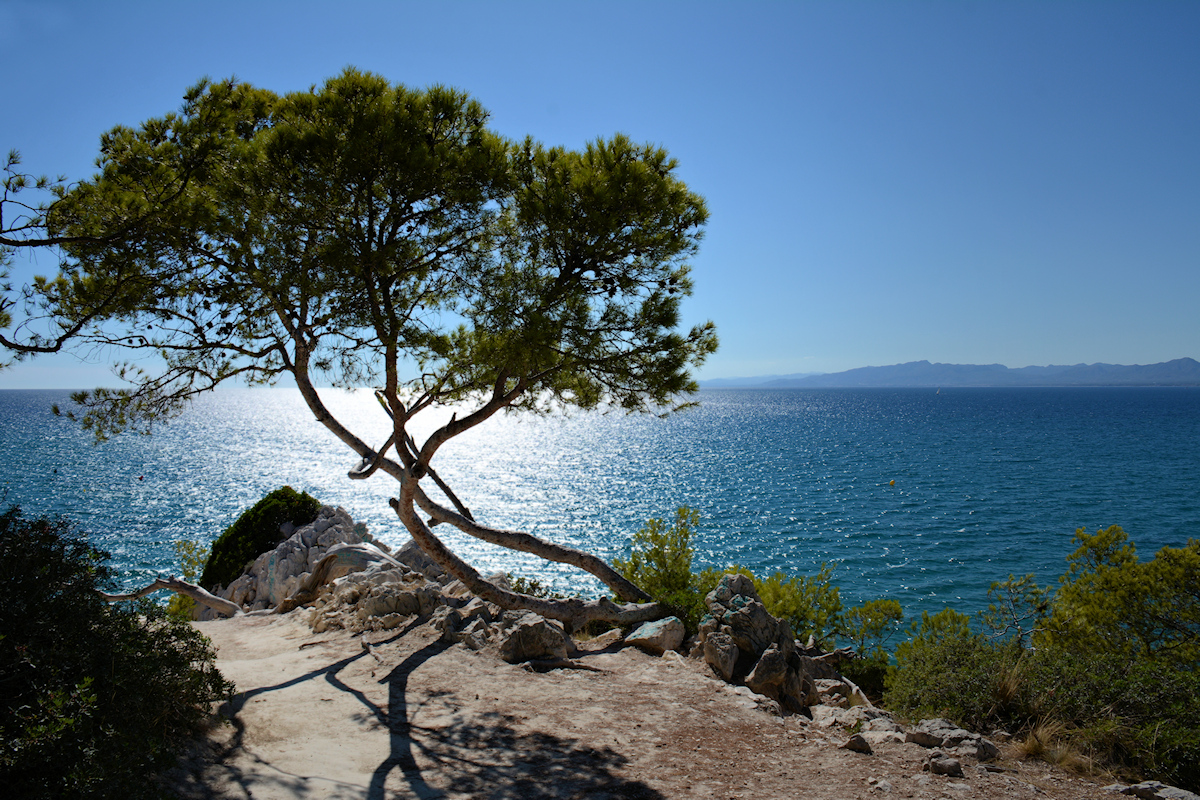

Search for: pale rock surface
xmin=907 ymin=717 xmax=1000 ymax=761
xmin=625 ymin=616 xmax=685 ymax=655
xmin=496 ymin=612 xmax=571 ymax=663
xmin=206 ymin=506 xmax=365 ymax=617
xmin=1106 ymin=781 xmax=1200 ymax=800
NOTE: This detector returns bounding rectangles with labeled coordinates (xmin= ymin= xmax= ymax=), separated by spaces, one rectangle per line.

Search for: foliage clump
xmin=614 ymin=508 xmax=714 ymax=630
xmin=885 ymin=526 xmax=1200 ymax=791
xmin=837 ymin=597 xmax=905 ymax=697
xmin=614 ymin=508 xmax=902 ymax=659
xmin=199 ymin=486 xmax=321 ymax=590
xmin=0 ymin=506 xmax=232 ymax=799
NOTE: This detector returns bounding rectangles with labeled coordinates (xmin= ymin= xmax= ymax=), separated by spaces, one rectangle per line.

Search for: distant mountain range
xmin=700 ymin=358 xmax=1200 ymax=388
xmin=698 ymin=372 xmax=826 ymax=388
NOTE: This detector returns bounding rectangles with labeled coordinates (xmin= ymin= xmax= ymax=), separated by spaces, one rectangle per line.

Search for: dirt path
xmin=167 ymin=611 xmax=1115 ymax=799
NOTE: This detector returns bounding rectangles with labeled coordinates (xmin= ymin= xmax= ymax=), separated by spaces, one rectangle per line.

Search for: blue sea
xmin=2 ymin=386 xmax=1197 ymax=621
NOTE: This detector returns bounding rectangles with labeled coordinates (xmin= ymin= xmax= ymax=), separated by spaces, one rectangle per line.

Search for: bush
xmin=839 ymin=598 xmax=904 ymax=698
xmin=614 ymin=509 xmax=867 ymax=646
xmin=199 ymin=486 xmax=321 ymax=590
xmin=885 ymin=607 xmax=1021 ymax=728
xmin=614 ymin=507 xmax=716 ymax=630
xmin=1045 ymin=526 xmax=1200 ymax=664
xmin=884 ymin=527 xmax=1200 ymax=792
xmin=0 ymin=506 xmax=232 ymax=799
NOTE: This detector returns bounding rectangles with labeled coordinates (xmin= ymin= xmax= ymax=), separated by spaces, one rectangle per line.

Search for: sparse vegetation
xmin=617 ymin=510 xmax=1198 ymax=790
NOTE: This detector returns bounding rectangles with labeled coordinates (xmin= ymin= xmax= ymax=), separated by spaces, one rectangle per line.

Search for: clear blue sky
xmin=2 ymin=0 xmax=1197 ymax=389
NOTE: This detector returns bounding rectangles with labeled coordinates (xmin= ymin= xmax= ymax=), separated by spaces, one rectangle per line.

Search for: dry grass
xmin=991 ymin=660 xmax=1024 ymax=711
xmin=1017 ymin=720 xmax=1096 ymax=775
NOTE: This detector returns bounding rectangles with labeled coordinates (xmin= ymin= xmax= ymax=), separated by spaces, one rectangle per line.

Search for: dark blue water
xmin=2 ymin=386 xmax=1196 ymax=621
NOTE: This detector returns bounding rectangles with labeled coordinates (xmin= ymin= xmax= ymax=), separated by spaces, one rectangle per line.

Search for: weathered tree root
xmin=102 ymin=576 xmax=243 ymax=618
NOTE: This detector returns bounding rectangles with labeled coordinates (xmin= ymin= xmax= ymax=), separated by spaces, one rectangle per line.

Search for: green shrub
xmin=839 ymin=598 xmax=904 ymax=698
xmin=614 ymin=509 xmax=857 ymax=643
xmin=885 ymin=607 xmax=1021 ymax=728
xmin=199 ymin=486 xmax=321 ymax=590
xmin=884 ymin=528 xmax=1200 ymax=792
xmin=1021 ymin=647 xmax=1200 ymax=788
xmin=1044 ymin=526 xmax=1200 ymax=664
xmin=979 ymin=573 xmax=1051 ymax=649
xmin=614 ymin=507 xmax=714 ymax=630
xmin=0 ymin=506 xmax=233 ymax=799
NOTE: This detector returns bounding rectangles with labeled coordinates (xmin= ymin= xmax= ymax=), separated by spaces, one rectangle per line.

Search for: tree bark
xmin=290 ymin=357 xmax=665 ymax=629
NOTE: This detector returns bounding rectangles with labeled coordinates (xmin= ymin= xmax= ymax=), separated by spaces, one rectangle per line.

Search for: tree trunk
xmin=394 ymin=478 xmax=669 ymax=632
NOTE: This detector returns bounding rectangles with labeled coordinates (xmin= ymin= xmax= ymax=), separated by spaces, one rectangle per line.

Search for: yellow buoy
xmin=889 ymin=480 xmax=895 ymax=486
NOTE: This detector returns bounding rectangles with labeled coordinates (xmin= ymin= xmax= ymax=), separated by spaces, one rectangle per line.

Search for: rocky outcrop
xmin=199 ymin=509 xmax=585 ymax=665
xmin=905 ymin=718 xmax=1000 ymax=761
xmin=310 ymin=559 xmax=448 ymax=633
xmin=1105 ymin=782 xmax=1200 ymax=800
xmin=692 ymin=573 xmax=818 ymax=714
xmin=202 ymin=506 xmax=373 ymax=617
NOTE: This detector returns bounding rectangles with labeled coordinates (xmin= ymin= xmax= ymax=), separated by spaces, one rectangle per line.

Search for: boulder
xmin=842 ymin=733 xmax=874 ymax=754
xmin=703 ymin=631 xmax=739 ymax=682
xmin=923 ymin=751 xmax=965 ymax=777
xmin=626 ymin=616 xmax=685 ymax=655
xmin=745 ymin=643 xmax=789 ymax=697
xmin=394 ymin=537 xmax=448 ymax=583
xmin=458 ymin=617 xmax=492 ymax=651
xmin=906 ymin=718 xmax=999 ymax=761
xmin=496 ymin=612 xmax=571 ymax=663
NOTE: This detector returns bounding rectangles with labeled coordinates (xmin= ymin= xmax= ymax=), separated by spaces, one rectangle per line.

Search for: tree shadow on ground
xmin=165 ymin=622 xmax=664 ymax=800
xmin=371 ymin=641 xmax=665 ymax=800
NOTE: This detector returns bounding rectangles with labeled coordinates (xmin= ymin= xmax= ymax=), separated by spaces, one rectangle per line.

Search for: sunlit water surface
xmin=2 ymin=387 xmax=1197 ymax=619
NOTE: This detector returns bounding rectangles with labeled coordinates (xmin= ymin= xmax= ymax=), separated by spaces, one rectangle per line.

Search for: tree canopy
xmin=28 ymin=68 xmax=717 ymax=629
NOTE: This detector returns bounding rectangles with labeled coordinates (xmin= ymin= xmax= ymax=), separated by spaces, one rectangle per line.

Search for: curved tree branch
xmin=393 ymin=476 xmax=665 ymax=631
xmin=411 ymin=481 xmax=652 ymax=604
